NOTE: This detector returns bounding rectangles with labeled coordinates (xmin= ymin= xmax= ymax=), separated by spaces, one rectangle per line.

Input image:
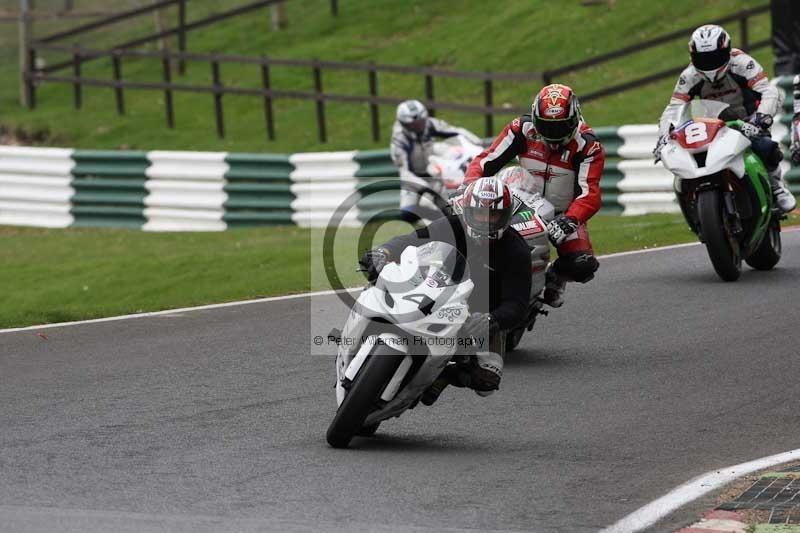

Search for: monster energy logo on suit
xmin=517 ymin=210 xmax=533 ymax=221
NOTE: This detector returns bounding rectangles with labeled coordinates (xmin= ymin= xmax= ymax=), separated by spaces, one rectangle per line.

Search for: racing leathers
xmin=657 ymin=49 xmax=795 ymax=212
xmin=464 ymin=115 xmax=604 ymax=306
xmin=391 ymin=117 xmax=481 ymax=215
xmin=377 ymin=215 xmax=531 ymax=395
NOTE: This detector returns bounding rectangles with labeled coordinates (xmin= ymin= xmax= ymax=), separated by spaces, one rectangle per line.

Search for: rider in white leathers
xmin=655 ymin=24 xmax=795 ymax=213
xmin=390 ymin=100 xmax=482 ymax=218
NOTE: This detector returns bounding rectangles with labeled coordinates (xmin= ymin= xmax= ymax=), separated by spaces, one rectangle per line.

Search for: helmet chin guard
xmin=461 ymin=177 xmax=513 ymax=241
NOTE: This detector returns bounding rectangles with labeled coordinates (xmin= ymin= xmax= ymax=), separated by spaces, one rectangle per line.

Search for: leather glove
xmin=547 ymin=214 xmax=579 ymax=246
xmin=653 ymin=133 xmax=668 ymax=162
xmin=461 ymin=312 xmax=499 ymax=340
xmin=791 ymin=141 xmax=800 ymax=166
xmin=750 ymin=112 xmax=773 ymax=134
xmin=739 ymin=121 xmax=762 ymax=139
xmin=358 ymin=248 xmax=390 ymax=283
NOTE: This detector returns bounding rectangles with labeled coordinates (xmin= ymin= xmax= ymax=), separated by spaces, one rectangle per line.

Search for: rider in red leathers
xmin=464 ymin=83 xmax=604 ymax=307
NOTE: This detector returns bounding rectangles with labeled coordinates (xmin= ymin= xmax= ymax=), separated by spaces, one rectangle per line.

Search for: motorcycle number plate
xmin=671 ymin=119 xmax=724 ymax=150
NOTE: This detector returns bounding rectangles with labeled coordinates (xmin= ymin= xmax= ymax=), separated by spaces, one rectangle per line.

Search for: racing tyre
xmin=697 ymin=189 xmax=741 ymax=281
xmin=745 ymin=220 xmax=781 ymax=270
xmin=326 ymin=344 xmax=405 ymax=448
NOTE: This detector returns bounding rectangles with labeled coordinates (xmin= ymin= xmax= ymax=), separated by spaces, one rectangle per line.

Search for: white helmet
xmin=396 ymin=100 xmax=429 ymax=134
xmin=495 ymin=166 xmax=536 ymax=193
xmin=689 ymin=24 xmax=731 ymax=83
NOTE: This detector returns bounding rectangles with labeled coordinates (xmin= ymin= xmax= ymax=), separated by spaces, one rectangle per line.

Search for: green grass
xmin=3 ymin=212 xmax=797 ymax=328
xmin=0 ymin=0 xmax=773 ymax=152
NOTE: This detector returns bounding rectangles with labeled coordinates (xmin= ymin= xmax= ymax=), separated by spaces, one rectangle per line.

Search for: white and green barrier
xmin=1 ymin=78 xmax=797 ymax=231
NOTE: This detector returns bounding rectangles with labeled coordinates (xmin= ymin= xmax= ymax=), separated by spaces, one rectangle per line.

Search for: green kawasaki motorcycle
xmin=658 ymin=100 xmax=782 ymax=281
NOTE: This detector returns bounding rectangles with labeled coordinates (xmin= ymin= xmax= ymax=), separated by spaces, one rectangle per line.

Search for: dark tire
xmin=745 ymin=221 xmax=781 ymax=271
xmin=506 ymin=328 xmax=524 ymax=352
xmin=356 ymin=423 xmax=380 ymax=437
xmin=697 ymin=189 xmax=741 ymax=282
xmin=326 ymin=344 xmax=405 ymax=448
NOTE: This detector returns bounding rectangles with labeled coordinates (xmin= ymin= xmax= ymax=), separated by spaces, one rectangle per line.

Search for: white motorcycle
xmin=658 ymin=99 xmax=782 ymax=281
xmin=401 ymin=134 xmax=483 ymax=222
xmin=426 ymin=134 xmax=484 ymax=191
xmin=327 ymin=241 xmax=473 ymax=448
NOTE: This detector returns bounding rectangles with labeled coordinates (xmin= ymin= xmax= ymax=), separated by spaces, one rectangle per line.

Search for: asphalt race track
xmin=2 ymin=231 xmax=799 ymax=532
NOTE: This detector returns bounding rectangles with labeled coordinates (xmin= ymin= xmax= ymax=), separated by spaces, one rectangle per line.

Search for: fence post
xmin=178 ymin=0 xmax=187 ymax=74
xmin=72 ymin=46 xmax=82 ymax=109
xmin=261 ymin=58 xmax=275 ymax=141
xmin=331 ymin=0 xmax=338 ymax=16
xmin=313 ymin=60 xmax=326 ymax=143
xmin=26 ymin=47 xmax=36 ymax=109
xmin=739 ymin=14 xmax=749 ymax=51
xmin=18 ymin=0 xmax=33 ymax=107
xmin=271 ymin=1 xmax=287 ymax=30
xmin=484 ymin=75 xmax=493 ymax=138
xmin=211 ymin=59 xmax=225 ymax=138
xmin=368 ymin=64 xmax=379 ymax=142
xmin=161 ymin=51 xmax=174 ymax=128
xmin=425 ymin=73 xmax=435 ymax=116
xmin=112 ymin=50 xmax=125 ymax=115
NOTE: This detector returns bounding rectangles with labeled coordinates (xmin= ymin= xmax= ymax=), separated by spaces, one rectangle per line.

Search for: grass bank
xmin=3 ymin=212 xmax=797 ymax=328
xmin=0 ymin=0 xmax=770 ymax=152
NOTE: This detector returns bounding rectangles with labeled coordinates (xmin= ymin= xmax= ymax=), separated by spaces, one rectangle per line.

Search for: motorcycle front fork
xmin=722 ymin=190 xmax=744 ymax=236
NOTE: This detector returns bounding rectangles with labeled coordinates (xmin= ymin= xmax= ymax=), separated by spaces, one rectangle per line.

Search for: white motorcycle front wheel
xmin=697 ymin=189 xmax=742 ymax=282
xmin=326 ymin=344 xmax=406 ymax=449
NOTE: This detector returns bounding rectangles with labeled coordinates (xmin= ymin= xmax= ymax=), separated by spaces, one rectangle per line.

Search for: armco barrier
xmin=71 ymin=150 xmax=150 ymax=229
xmin=144 ymin=151 xmax=229 ymax=232
xmin=2 ymin=79 xmax=798 ymax=231
xmin=289 ymin=151 xmax=360 ymax=227
xmin=0 ymin=147 xmax=75 ymax=228
xmin=223 ymin=153 xmax=295 ymax=227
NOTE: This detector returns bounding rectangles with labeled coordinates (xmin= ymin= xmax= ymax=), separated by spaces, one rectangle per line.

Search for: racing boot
xmin=770 ymin=168 xmax=797 ymax=213
xmin=542 ymin=266 xmax=567 ymax=308
xmin=420 ymin=376 xmax=450 ymax=406
xmin=472 ymin=351 xmax=503 ymax=397
xmin=420 ymin=364 xmax=470 ymax=406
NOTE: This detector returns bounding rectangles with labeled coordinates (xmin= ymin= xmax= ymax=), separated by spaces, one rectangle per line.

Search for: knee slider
xmin=554 ymin=253 xmax=599 ymax=283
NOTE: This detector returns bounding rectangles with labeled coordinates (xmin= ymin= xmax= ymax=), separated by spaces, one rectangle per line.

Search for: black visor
xmin=691 ymin=47 xmax=730 ymax=72
xmin=463 ymin=206 xmax=511 ymax=235
xmin=535 ymin=114 xmax=578 ymax=143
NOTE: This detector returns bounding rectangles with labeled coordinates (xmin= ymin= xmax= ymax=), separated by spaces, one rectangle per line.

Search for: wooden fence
xmin=23 ymin=2 xmax=771 ymax=143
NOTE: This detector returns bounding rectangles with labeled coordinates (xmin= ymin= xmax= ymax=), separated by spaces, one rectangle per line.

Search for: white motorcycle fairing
xmin=425 ymin=134 xmax=484 ymax=190
xmin=661 ymin=124 xmax=749 ymax=190
xmin=334 ymin=244 xmax=473 ymax=424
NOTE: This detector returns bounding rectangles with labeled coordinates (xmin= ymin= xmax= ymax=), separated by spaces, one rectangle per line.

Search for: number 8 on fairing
xmin=685 ymin=122 xmax=708 ymax=144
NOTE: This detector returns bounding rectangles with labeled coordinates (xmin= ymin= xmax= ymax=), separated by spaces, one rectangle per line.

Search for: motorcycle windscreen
xmin=670 ymin=99 xmax=735 ymax=130
xmin=413 ymin=241 xmax=470 ymax=286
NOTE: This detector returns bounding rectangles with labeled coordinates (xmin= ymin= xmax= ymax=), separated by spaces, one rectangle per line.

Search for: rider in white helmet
xmin=655 ymin=24 xmax=795 ymax=213
xmin=391 ymin=100 xmax=482 ymax=218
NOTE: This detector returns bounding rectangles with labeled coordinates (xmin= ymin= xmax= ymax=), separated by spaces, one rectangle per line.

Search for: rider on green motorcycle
xmin=655 ymin=24 xmax=795 ymax=213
